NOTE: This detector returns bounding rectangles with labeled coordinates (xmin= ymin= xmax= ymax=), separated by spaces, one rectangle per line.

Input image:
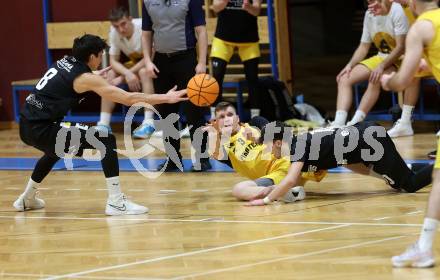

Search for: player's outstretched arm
xmin=247 ymin=162 xmax=304 ymax=206
xmin=383 ymin=20 xmax=435 ymax=91
xmin=73 ymin=73 xmax=187 ymax=106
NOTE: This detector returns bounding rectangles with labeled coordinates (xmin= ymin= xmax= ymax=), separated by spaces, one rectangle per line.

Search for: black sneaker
xmin=190 ymin=159 xmax=212 ymax=172
xmin=156 ymin=160 xmax=182 ymax=172
xmin=428 ymin=150 xmax=437 ymax=159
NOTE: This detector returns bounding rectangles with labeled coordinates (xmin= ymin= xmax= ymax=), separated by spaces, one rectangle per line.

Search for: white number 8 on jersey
xmin=36 ymin=68 xmax=58 ymax=90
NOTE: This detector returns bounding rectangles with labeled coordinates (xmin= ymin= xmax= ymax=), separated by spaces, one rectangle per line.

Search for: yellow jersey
xmin=221 ymin=124 xmax=327 ymax=184
xmin=222 ymin=125 xmax=290 ymax=184
xmin=417 ymin=9 xmax=440 ymax=82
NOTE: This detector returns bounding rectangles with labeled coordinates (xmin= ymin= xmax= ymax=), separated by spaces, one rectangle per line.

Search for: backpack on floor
xmin=257 ymin=77 xmax=302 ymax=121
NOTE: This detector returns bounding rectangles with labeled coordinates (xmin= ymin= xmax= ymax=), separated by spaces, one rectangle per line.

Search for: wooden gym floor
xmin=0 ymin=126 xmax=440 ymax=279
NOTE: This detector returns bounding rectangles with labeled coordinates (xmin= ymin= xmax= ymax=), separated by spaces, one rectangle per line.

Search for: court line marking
xmin=170 ymin=235 xmax=405 ymax=279
xmin=64 ymin=188 xmax=80 ymax=191
xmin=0 ymin=215 xmax=424 ymax=227
xmin=43 ymin=225 xmax=348 ymax=280
xmin=373 ymin=217 xmax=391 ymax=221
xmin=0 ymin=272 xmax=161 ymax=280
xmin=406 ymin=210 xmax=423 ymax=215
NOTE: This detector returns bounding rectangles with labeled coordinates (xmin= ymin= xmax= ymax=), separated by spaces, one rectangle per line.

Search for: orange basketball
xmin=187 ymin=74 xmax=219 ymax=107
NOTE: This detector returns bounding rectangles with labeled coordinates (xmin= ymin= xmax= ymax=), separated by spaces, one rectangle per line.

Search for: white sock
xmin=349 ymin=110 xmax=366 ymax=125
xmin=400 ymin=105 xmax=414 ymax=123
xmin=333 ymin=110 xmax=348 ymax=125
xmin=251 ymin=108 xmax=260 ymax=118
xmin=23 ymin=178 xmax=39 ymax=198
xmin=210 ymin=107 xmax=216 ymax=119
xmin=98 ymin=112 xmax=112 ymax=126
xmin=418 ymin=218 xmax=439 ymax=251
xmin=106 ymin=176 xmax=122 ymax=198
xmin=142 ymin=110 xmax=154 ymax=125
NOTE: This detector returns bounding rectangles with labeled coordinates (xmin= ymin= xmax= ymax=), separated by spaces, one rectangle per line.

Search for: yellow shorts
xmin=415 ymin=70 xmax=433 ymax=78
xmin=434 ymin=140 xmax=440 ymax=169
xmin=210 ymin=37 xmax=260 ymax=62
xmin=359 ymin=55 xmax=400 ymax=71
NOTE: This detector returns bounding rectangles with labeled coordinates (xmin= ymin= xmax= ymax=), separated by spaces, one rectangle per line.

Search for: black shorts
xmin=19 ymin=117 xmax=110 ymax=158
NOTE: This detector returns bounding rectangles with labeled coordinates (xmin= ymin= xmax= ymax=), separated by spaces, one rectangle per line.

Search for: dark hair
xmin=215 ymin=101 xmax=236 ymax=114
xmin=109 ymin=6 xmax=130 ymax=22
xmin=260 ymin=121 xmax=291 ymax=144
xmin=72 ymin=34 xmax=108 ymax=63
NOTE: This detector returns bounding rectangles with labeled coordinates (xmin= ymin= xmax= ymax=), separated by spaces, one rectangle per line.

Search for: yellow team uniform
xmin=360 ymin=4 xmax=409 ymax=71
xmin=417 ymin=9 xmax=440 ymax=168
xmin=123 ymin=52 xmax=143 ymax=69
xmin=223 ymin=125 xmax=326 ymax=184
xmin=211 ymin=37 xmax=260 ymax=62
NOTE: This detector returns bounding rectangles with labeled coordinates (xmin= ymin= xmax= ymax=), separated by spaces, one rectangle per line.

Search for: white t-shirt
xmin=108 ymin=18 xmax=143 ymax=59
xmin=360 ymin=2 xmax=409 ymax=57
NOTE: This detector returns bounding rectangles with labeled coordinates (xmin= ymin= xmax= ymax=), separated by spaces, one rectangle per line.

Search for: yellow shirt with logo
xmin=222 ymin=125 xmax=327 ymax=184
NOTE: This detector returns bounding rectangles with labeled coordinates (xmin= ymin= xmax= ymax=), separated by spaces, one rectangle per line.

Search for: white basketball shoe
xmin=283 ymin=186 xmax=306 ymax=203
xmin=13 ymin=192 xmax=45 ymax=211
xmin=392 ymin=242 xmax=435 ymax=268
xmin=105 ymin=194 xmax=149 ymax=216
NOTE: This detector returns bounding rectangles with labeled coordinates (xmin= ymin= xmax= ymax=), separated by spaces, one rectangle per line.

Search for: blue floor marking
xmin=0 ymin=158 xmax=433 ymax=173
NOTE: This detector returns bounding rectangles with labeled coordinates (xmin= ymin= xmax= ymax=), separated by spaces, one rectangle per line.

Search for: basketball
xmin=187 ymin=74 xmax=219 ymax=107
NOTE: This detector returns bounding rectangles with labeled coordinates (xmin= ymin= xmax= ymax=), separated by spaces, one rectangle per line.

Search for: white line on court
xmin=406 ymin=210 xmax=423 ymax=215
xmin=5 ymin=187 xmax=19 ymax=190
xmin=0 ymin=215 xmax=424 ymax=227
xmin=43 ymin=225 xmax=349 ymax=280
xmin=373 ymin=217 xmax=391 ymax=221
xmin=170 ymin=235 xmax=405 ymax=279
xmin=0 ymin=272 xmax=161 ymax=280
xmin=128 ymin=189 xmax=145 ymax=192
xmin=64 ymin=188 xmax=80 ymax=191
xmin=96 ymin=188 xmax=107 ymax=191
xmin=191 ymin=189 xmax=208 ymax=192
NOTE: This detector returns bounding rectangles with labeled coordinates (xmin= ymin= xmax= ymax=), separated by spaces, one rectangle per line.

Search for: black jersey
xmin=20 ymin=56 xmax=91 ymax=122
xmin=214 ymin=0 xmax=259 ymax=43
xmin=291 ymin=124 xmax=375 ymax=172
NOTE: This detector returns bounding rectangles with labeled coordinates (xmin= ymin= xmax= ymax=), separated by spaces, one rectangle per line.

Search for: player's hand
xmin=94 ymin=66 xmax=112 ymax=78
xmin=125 ymin=72 xmax=141 ymax=92
xmin=195 ymin=63 xmax=207 ymax=74
xmin=245 ymin=199 xmax=266 ymax=206
xmin=202 ymin=119 xmax=221 ymax=133
xmin=165 ymin=86 xmax=188 ymax=104
xmin=242 ymin=125 xmax=259 ymax=143
xmin=249 ymin=186 xmax=273 ymax=200
xmin=381 ymin=72 xmax=396 ymax=91
xmin=369 ymin=64 xmax=385 ymax=84
xmin=110 ymin=75 xmax=124 ymax=86
xmin=336 ymin=64 xmax=352 ymax=83
xmin=145 ymin=61 xmax=159 ymax=78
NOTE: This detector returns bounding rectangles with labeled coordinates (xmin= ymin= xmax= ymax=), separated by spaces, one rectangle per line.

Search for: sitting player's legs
xmin=349 ymin=65 xmax=397 ymax=126
xmin=333 ymin=63 xmax=371 ymax=126
xmin=232 ymin=178 xmax=274 ymax=201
